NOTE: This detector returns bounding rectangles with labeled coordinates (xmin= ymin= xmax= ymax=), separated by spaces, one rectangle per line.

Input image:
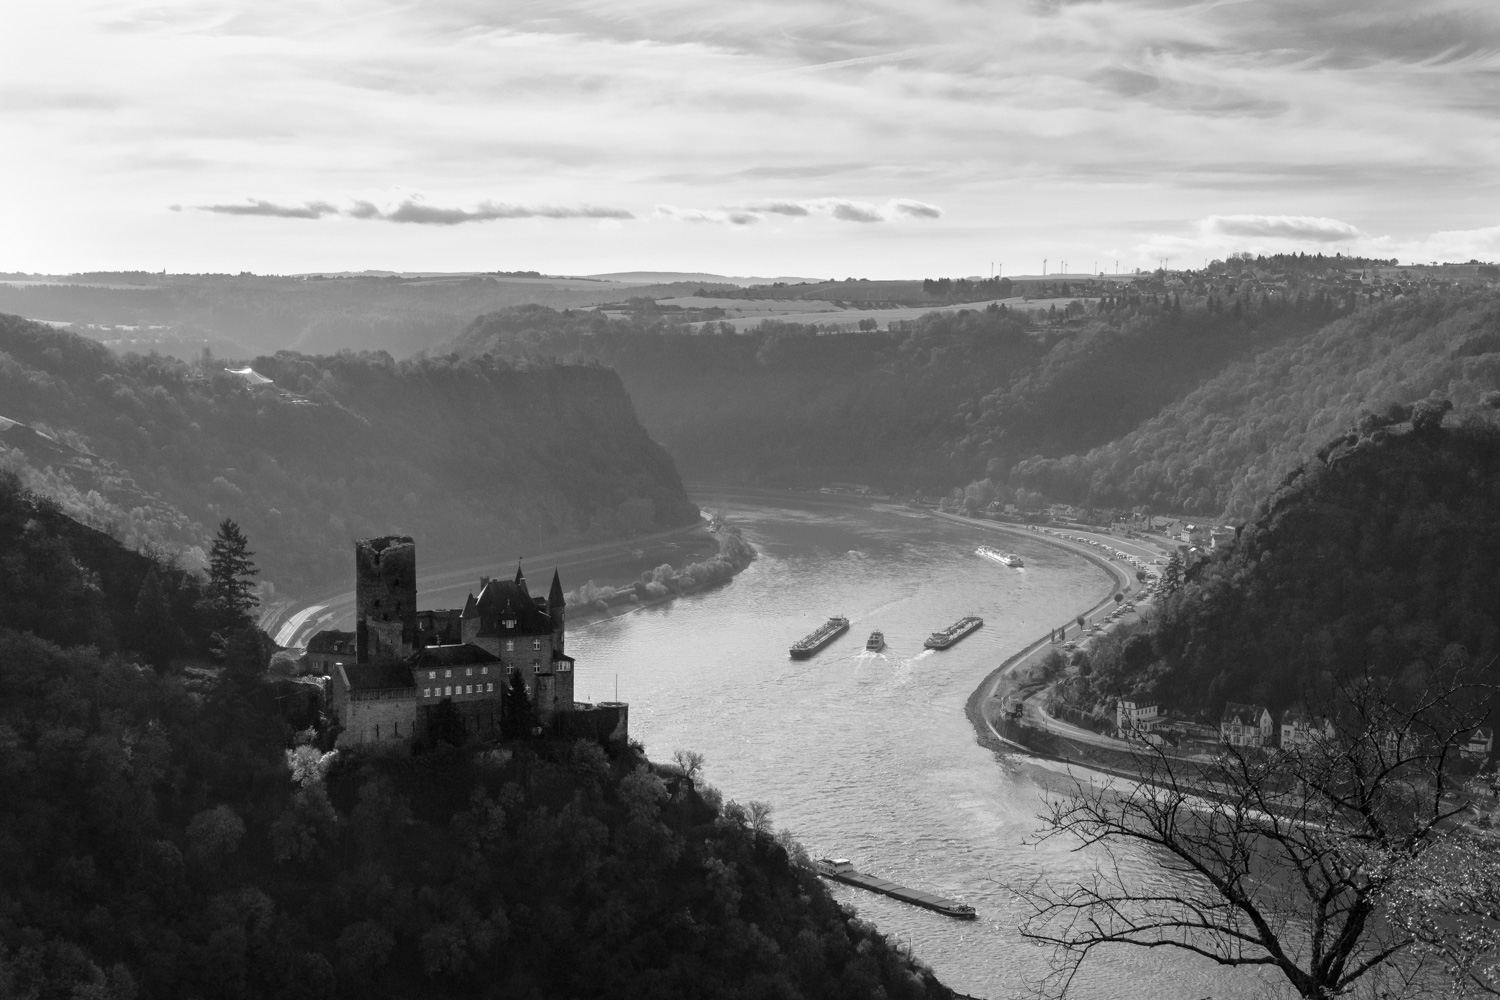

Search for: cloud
xmin=198 ymin=199 xmax=340 ymax=219
xmin=658 ymin=197 xmax=943 ymax=225
xmin=893 ymin=199 xmax=942 ymax=219
xmin=1205 ymin=214 xmax=1365 ymax=243
xmin=379 ymin=200 xmax=634 ymax=224
xmin=193 ymin=196 xmax=634 ymax=224
xmin=745 ymin=201 xmax=810 ymax=216
xmin=829 ymin=201 xmax=883 ymax=223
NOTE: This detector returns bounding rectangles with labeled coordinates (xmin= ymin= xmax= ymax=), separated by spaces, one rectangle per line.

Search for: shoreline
xmin=928 ymin=514 xmax=1167 ymax=775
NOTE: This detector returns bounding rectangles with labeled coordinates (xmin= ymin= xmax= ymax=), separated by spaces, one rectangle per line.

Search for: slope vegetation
xmin=0 ymin=313 xmax=698 ymax=593
xmin=1012 ymin=293 xmax=1500 ymax=517
xmin=0 ymin=485 xmax=951 ymax=1000
xmin=1068 ymin=404 xmax=1500 ymax=720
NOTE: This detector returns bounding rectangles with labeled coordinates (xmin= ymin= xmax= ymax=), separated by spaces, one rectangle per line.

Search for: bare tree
xmin=1396 ymin=829 xmax=1500 ymax=995
xmin=1013 ymin=663 xmax=1497 ymax=999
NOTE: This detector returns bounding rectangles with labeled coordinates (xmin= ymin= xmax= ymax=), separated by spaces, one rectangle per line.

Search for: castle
xmin=327 ymin=535 xmax=627 ymax=749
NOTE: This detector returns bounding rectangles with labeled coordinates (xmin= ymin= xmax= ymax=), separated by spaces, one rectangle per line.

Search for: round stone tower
xmin=355 ymin=535 xmax=417 ymax=662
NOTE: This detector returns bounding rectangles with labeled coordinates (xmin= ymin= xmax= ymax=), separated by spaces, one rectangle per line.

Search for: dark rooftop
xmin=340 ymin=661 xmax=416 ymax=692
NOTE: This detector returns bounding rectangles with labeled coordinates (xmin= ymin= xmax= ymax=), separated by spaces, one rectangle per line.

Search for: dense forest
xmin=0 ymin=479 xmax=953 ymax=1000
xmin=0 ymin=314 xmax=698 ymax=594
xmin=442 ymin=293 xmax=1344 ymax=491
xmin=1051 ymin=400 xmax=1500 ymax=721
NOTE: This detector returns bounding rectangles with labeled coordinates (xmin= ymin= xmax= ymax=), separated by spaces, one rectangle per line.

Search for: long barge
xmin=977 ymin=545 xmax=1024 ymax=568
xmin=924 ymin=615 xmax=983 ymax=650
xmin=789 ymin=616 xmax=850 ymax=659
xmin=810 ymin=858 xmax=976 ymax=919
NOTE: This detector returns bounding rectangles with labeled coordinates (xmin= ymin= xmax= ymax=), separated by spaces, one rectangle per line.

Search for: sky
xmin=5 ymin=0 xmax=1500 ymax=277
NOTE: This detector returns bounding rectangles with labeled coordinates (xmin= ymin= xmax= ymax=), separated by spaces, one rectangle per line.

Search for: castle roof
xmin=473 ymin=577 xmax=554 ymax=637
xmin=412 ymin=643 xmax=502 ymax=667
xmin=339 ymin=661 xmax=416 ymax=693
xmin=307 ymin=629 xmax=355 ymax=655
xmin=549 ymin=569 xmax=565 ymax=609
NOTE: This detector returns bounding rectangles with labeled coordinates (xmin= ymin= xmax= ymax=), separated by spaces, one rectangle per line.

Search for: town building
xmin=304 ymin=629 xmax=354 ymax=676
xmin=1116 ymin=699 xmax=1161 ymax=735
xmin=1279 ymin=707 xmax=1333 ymax=749
xmin=327 ymin=535 xmax=625 ymax=750
xmin=1220 ymin=702 xmax=1274 ymax=747
xmin=1464 ymin=727 xmax=1495 ymax=760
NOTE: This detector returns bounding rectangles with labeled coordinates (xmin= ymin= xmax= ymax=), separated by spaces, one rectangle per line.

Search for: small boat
xmin=790 ymin=616 xmax=850 ymax=659
xmin=809 ymin=858 xmax=977 ymax=920
xmin=924 ymin=616 xmax=983 ymax=650
xmin=865 ymin=630 xmax=885 ymax=651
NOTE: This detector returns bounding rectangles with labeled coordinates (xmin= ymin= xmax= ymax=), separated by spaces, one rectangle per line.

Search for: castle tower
xmin=355 ymin=535 xmax=418 ymax=663
xmin=549 ymin=569 xmax=565 ymax=653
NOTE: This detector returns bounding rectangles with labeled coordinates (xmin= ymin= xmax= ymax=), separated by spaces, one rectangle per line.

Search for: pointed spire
xmin=549 ymin=569 xmax=565 ymax=609
xmin=514 ymin=560 xmax=524 ymax=585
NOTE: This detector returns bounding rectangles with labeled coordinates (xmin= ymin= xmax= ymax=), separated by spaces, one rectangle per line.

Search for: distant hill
xmin=586 ymin=271 xmax=823 ymax=286
xmin=441 ymin=295 xmax=1339 ymax=492
xmin=0 ymin=313 xmax=698 ymax=594
xmin=1012 ymin=292 xmax=1500 ymax=517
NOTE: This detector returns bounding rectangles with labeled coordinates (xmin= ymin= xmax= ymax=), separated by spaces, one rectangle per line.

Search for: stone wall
xmin=338 ymin=688 xmax=418 ymax=747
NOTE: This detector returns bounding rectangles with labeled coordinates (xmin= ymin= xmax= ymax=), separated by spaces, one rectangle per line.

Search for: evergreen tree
xmin=502 ymin=669 xmax=535 ymax=739
xmin=1159 ymin=551 xmax=1183 ymax=597
xmin=207 ymin=518 xmax=258 ymax=630
xmin=129 ymin=566 xmax=182 ymax=669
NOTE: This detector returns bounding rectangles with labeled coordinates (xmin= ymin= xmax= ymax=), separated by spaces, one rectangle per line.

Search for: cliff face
xmin=0 ymin=313 xmax=698 ymax=593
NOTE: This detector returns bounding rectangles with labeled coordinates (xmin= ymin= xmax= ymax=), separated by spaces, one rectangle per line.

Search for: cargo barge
xmin=976 ymin=545 xmax=1023 ymax=567
xmin=810 ymin=858 xmax=976 ymax=919
xmin=924 ymin=616 xmax=983 ymax=650
xmin=789 ymin=616 xmax=850 ymax=659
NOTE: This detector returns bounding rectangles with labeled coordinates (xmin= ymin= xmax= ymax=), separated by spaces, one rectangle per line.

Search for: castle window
xmin=503 ymin=618 xmax=516 ymax=629
xmin=445 ymin=669 xmax=452 ymax=678
xmin=533 ymin=638 xmax=542 ymax=651
xmin=428 ymin=671 xmax=435 ymax=679
xmin=506 ymin=640 xmax=514 ymax=652
xmin=533 ymin=660 xmax=540 ymax=673
xmin=466 ymin=667 xmax=473 ymax=676
xmin=423 ymin=688 xmax=430 ymax=698
xmin=486 ymin=682 xmax=493 ymax=692
xmin=445 ymin=686 xmax=452 ymax=696
xmin=466 ymin=685 xmax=473 ymax=694
xmin=481 ymin=666 xmax=488 ymax=675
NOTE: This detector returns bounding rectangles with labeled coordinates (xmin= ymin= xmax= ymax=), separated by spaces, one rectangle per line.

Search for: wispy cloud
xmin=1206 ymin=215 xmax=1365 ymax=243
xmin=658 ymin=197 xmax=943 ymax=226
xmin=197 ymin=199 xmax=340 ymax=219
xmin=192 ymin=196 xmax=634 ymax=224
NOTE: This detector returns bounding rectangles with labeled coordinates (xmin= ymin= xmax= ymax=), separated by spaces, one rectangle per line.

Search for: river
xmin=566 ymin=491 xmax=1284 ymax=1000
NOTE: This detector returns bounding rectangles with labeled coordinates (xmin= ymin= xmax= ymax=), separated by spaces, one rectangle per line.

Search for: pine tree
xmin=207 ymin=518 xmax=259 ymax=630
xmin=129 ymin=566 xmax=183 ymax=669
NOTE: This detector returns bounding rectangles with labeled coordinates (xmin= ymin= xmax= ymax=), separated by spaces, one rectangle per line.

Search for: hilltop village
xmin=314 ymin=535 xmax=627 ymax=749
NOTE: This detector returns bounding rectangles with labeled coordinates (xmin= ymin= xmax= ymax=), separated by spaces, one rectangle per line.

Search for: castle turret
xmin=549 ymin=569 xmax=566 ymax=653
xmin=355 ymin=535 xmax=418 ymax=662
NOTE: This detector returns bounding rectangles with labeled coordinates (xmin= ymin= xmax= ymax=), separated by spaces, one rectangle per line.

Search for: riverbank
xmin=564 ymin=523 xmax=757 ymax=627
xmin=942 ymin=515 xmax=1170 ymax=775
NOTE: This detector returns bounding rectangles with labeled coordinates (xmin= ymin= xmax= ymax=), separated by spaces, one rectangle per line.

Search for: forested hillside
xmin=1011 ymin=293 xmax=1500 ymax=516
xmin=0 ymin=313 xmax=698 ymax=593
xmin=1059 ymin=402 xmax=1500 ymax=720
xmin=443 ymin=296 xmax=1336 ymax=490
xmin=0 ymin=479 xmax=950 ymax=1000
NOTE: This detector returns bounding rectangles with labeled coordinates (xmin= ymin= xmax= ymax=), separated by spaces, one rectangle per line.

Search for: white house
xmin=1221 ymin=702 xmax=1274 ymax=747
xmin=1116 ymin=699 xmax=1162 ymax=735
xmin=1279 ymin=707 xmax=1334 ymax=749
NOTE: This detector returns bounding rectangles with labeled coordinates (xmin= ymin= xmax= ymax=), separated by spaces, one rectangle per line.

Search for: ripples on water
xmin=571 ymin=495 xmax=1286 ymax=1000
